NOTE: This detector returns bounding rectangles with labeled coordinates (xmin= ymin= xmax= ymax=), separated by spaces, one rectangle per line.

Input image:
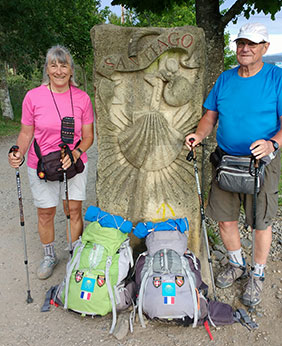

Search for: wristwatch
xmin=76 ymin=148 xmax=83 ymax=156
xmin=269 ymin=139 xmax=279 ymax=152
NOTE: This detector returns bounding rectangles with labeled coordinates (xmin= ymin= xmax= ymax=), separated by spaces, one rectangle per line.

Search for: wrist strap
xmin=76 ymin=148 xmax=83 ymax=156
xmin=19 ymin=156 xmax=25 ymax=166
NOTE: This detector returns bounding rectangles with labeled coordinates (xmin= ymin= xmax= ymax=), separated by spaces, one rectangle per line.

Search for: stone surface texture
xmin=91 ymin=24 xmax=205 ymax=254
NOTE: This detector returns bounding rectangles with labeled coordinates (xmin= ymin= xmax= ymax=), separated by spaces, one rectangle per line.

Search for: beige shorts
xmin=206 ymin=152 xmax=280 ymax=230
xmin=27 ymin=162 xmax=88 ymax=208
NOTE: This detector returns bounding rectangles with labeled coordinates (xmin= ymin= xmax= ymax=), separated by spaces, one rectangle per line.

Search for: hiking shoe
xmin=241 ymin=275 xmax=264 ymax=307
xmin=37 ymin=255 xmax=59 ymax=280
xmin=216 ymin=261 xmax=247 ymax=289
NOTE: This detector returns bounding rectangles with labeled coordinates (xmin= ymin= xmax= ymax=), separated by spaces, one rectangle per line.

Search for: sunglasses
xmin=236 ymin=40 xmax=266 ymax=48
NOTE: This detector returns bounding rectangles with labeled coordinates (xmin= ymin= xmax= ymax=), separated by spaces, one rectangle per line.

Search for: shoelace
xmin=245 ymin=278 xmax=262 ymax=294
xmin=42 ymin=256 xmax=56 ymax=265
xmin=225 ymin=264 xmax=240 ymax=278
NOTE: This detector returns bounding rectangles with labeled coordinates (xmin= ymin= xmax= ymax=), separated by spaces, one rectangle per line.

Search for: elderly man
xmin=186 ymin=22 xmax=282 ymax=306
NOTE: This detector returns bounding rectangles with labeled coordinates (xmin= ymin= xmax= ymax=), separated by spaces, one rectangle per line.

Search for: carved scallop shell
xmin=118 ymin=110 xmax=183 ymax=171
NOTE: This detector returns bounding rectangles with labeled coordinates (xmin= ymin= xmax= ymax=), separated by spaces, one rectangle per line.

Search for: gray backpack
xmin=135 ymin=230 xmax=210 ymax=328
xmin=134 ymin=229 xmax=258 ymax=334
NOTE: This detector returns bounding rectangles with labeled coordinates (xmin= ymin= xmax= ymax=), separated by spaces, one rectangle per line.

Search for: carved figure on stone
xmin=118 ymin=56 xmax=185 ymax=171
xmin=92 ymin=25 xmax=205 ymax=253
xmin=159 ymin=58 xmax=192 ymax=107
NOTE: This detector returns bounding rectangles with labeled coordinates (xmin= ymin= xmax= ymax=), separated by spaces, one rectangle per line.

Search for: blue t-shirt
xmin=204 ymin=63 xmax=282 ymax=155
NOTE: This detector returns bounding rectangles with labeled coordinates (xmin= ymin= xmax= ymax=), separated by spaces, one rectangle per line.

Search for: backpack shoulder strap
xmin=64 ymin=244 xmax=85 ymax=309
xmin=181 ymin=256 xmax=199 ymax=328
xmin=185 ymin=250 xmax=199 ymax=270
xmin=105 ymin=256 xmax=117 ymax=334
xmin=138 ymin=256 xmax=153 ymax=328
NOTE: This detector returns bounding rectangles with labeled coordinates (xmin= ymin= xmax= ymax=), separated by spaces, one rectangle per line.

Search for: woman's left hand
xmin=72 ymin=149 xmax=82 ymax=164
xmin=61 ymin=154 xmax=72 ymax=170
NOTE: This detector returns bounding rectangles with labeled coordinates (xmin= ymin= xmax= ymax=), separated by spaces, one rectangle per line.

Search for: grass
xmin=0 ymin=117 xmax=21 ymax=137
xmin=207 ymin=227 xmax=220 ymax=245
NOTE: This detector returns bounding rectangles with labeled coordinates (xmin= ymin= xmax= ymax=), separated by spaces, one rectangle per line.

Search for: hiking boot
xmin=216 ymin=260 xmax=247 ymax=289
xmin=241 ymin=275 xmax=264 ymax=307
xmin=37 ymin=255 xmax=59 ymax=280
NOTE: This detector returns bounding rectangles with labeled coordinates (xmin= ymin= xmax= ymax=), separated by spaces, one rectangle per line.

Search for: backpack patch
xmin=153 ymin=277 xmax=161 ymax=288
xmin=97 ymin=275 xmax=106 ymax=287
xmin=175 ymin=276 xmax=184 ymax=287
xmin=75 ymin=270 xmax=84 ymax=283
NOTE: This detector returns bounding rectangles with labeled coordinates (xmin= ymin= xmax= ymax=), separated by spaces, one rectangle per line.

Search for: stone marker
xmin=91 ymin=24 xmax=205 ymax=255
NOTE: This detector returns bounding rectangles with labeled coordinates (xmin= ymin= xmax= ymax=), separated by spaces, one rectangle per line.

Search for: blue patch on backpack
xmin=162 ymin=282 xmax=176 ymax=297
xmin=81 ymin=277 xmax=95 ymax=293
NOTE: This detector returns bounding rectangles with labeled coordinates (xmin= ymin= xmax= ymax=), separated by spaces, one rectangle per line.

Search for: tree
xmin=112 ymin=0 xmax=282 ymax=92
xmin=224 ymin=32 xmax=237 ymax=70
xmin=47 ymin=0 xmax=109 ymax=91
xmin=135 ymin=1 xmax=196 ymax=27
xmin=0 ymin=62 xmax=14 ymax=119
xmin=0 ymin=0 xmax=107 ymax=118
xmin=0 ymin=0 xmax=56 ymax=119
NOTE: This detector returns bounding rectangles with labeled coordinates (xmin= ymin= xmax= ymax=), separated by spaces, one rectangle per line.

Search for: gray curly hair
xmin=42 ymin=45 xmax=78 ymax=86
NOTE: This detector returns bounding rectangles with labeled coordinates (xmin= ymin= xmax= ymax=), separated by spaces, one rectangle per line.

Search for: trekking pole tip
xmin=26 ymin=292 xmax=33 ymax=304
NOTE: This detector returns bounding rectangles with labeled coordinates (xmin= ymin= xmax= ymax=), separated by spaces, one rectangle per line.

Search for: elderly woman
xmin=8 ymin=45 xmax=94 ymax=279
xmin=185 ymin=23 xmax=282 ymax=307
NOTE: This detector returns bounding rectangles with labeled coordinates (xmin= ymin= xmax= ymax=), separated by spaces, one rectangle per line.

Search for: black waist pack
xmin=34 ymin=140 xmax=84 ymax=182
xmin=215 ymin=154 xmax=265 ymax=195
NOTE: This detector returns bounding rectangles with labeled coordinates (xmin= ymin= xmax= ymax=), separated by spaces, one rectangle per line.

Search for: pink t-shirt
xmin=22 ymin=85 xmax=94 ymax=169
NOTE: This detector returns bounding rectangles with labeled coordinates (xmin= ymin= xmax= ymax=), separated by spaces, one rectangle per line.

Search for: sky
xmin=100 ymin=0 xmax=282 ymax=55
xmin=222 ymin=0 xmax=282 ymax=55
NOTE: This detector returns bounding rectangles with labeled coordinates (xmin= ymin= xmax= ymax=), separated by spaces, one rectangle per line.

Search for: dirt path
xmin=0 ymin=135 xmax=281 ymax=346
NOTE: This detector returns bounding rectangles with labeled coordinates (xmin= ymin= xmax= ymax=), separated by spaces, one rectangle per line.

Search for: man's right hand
xmin=185 ymin=134 xmax=202 ymax=150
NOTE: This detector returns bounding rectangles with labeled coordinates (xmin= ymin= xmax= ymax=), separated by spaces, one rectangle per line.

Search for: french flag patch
xmin=164 ymin=296 xmax=175 ymax=305
xmin=80 ymin=291 xmax=91 ymax=300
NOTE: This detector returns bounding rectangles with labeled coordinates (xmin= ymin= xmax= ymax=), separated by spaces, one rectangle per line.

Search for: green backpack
xmin=57 ymin=221 xmax=134 ymax=333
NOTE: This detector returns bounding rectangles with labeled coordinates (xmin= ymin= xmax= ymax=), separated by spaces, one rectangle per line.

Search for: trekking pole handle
xmin=250 ymin=146 xmax=260 ymax=168
xmin=59 ymin=143 xmax=67 ymax=170
xmin=9 ymin=145 xmax=19 ymax=154
xmin=9 ymin=145 xmax=25 ymax=166
xmin=59 ymin=143 xmax=67 ymax=158
xmin=186 ymin=138 xmax=196 ymax=162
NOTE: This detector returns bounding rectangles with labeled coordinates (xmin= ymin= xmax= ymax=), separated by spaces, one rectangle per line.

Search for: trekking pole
xmin=186 ymin=138 xmax=217 ymax=301
xmin=249 ymin=157 xmax=259 ymax=311
xmin=9 ymin=146 xmax=33 ymax=304
xmin=59 ymin=143 xmax=73 ymax=257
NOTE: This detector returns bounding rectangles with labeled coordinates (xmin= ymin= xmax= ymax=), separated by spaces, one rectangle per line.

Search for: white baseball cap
xmin=235 ymin=23 xmax=269 ymax=43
